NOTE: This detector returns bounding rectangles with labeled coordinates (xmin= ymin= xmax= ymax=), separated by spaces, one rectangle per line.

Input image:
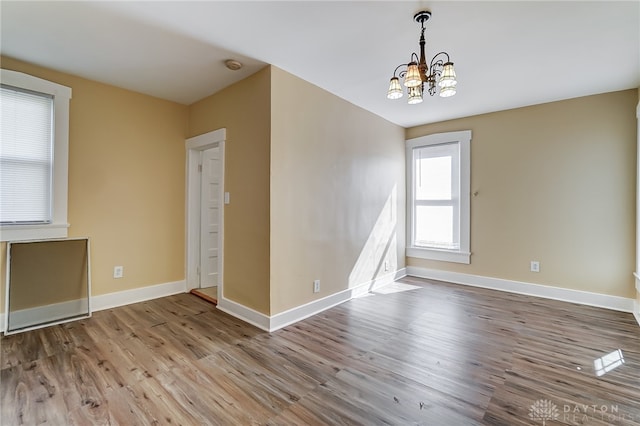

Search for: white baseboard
xmin=407 ymin=266 xmax=635 ymax=313
xmin=1 ymin=270 xmax=406 ymax=334
xmin=4 ymin=270 xmax=635 ymax=333
xmin=216 ymin=297 xmax=270 ymax=331
xmin=91 ymin=280 xmax=186 ymax=312
xmin=632 ymin=273 xmax=639 ymax=326
xmin=269 ymin=268 xmax=407 ymax=331
xmin=217 ymin=268 xmax=407 ymax=333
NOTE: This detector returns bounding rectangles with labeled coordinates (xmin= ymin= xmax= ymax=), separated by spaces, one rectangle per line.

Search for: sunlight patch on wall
xmin=348 ymin=185 xmax=397 ymax=289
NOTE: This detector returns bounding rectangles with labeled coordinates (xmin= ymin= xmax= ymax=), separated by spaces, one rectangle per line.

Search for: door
xmin=199 ymin=146 xmax=221 ymax=288
xmin=185 ymin=128 xmax=226 ymax=295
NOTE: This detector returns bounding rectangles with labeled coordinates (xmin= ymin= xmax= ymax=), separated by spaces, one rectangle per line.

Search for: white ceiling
xmin=1 ymin=1 xmax=638 ymax=128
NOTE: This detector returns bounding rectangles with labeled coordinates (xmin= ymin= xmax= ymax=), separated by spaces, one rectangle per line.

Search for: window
xmin=0 ymin=69 xmax=71 ymax=241
xmin=406 ymin=130 xmax=471 ymax=263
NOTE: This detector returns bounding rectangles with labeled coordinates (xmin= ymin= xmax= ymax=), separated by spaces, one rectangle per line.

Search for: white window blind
xmin=1 ymin=85 xmax=54 ymax=224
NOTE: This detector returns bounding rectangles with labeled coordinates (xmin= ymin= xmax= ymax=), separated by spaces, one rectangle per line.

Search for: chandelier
xmin=387 ymin=10 xmax=457 ymax=104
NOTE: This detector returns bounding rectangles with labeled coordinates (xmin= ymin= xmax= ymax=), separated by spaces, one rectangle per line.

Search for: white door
xmin=199 ymin=147 xmax=221 ymax=288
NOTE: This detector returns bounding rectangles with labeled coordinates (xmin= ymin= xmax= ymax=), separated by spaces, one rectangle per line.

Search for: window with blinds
xmin=1 ymin=85 xmax=54 ymax=224
xmin=0 ymin=69 xmax=71 ymax=242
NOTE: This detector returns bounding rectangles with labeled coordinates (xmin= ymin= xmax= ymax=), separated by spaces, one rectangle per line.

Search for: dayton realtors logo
xmin=529 ymin=399 xmax=559 ymax=425
xmin=529 ymin=399 xmax=634 ymax=424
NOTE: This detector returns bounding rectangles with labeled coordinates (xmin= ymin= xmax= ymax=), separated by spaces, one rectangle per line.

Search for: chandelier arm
xmin=393 ymin=63 xmax=407 ymax=78
xmin=429 ymin=52 xmax=451 ymax=68
xmin=428 ymin=61 xmax=444 ymax=79
xmin=393 ymin=52 xmax=419 ymax=78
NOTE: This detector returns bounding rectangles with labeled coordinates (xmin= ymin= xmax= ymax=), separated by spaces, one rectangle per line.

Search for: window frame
xmin=1 ymin=69 xmax=72 ymax=242
xmin=406 ymin=130 xmax=471 ymax=264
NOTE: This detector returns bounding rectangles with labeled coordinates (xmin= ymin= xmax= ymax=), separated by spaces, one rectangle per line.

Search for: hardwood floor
xmin=1 ymin=276 xmax=639 ymax=425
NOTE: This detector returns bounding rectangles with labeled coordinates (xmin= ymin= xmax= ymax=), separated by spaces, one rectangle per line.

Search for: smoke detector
xmin=225 ymin=60 xmax=243 ymax=71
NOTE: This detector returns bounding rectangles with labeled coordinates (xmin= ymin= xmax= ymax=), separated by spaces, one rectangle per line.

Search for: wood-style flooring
xmin=1 ymin=276 xmax=639 ymax=425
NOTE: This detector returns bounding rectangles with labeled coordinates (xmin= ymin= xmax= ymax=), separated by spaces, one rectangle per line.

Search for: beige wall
xmin=188 ymin=67 xmax=271 ymax=315
xmin=406 ymin=89 xmax=638 ymax=298
xmin=269 ymin=67 xmax=406 ymax=314
xmin=1 ymin=56 xmax=188 ymax=312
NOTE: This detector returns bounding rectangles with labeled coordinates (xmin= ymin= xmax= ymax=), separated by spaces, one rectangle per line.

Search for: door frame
xmin=185 ymin=128 xmax=226 ymax=297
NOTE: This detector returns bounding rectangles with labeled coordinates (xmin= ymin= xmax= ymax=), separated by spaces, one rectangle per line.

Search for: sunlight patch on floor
xmin=356 ymin=282 xmax=422 ymax=298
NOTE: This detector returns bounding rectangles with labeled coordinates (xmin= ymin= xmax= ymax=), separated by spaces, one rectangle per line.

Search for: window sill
xmin=406 ymin=246 xmax=471 ymax=264
xmin=1 ymin=223 xmax=69 ymax=242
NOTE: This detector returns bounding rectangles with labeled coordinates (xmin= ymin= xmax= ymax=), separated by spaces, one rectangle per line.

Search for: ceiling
xmin=1 ymin=1 xmax=638 ymax=128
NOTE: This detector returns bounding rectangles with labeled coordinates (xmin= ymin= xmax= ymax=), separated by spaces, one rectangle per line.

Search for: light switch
xmin=224 ymin=192 xmax=230 ymax=204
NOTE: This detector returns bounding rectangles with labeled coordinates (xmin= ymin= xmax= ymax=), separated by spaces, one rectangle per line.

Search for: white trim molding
xmin=406 ymin=247 xmax=471 ymax=264
xmin=216 ymin=297 xmax=270 ymax=331
xmin=216 ymin=268 xmax=407 ymax=332
xmin=407 ymin=266 xmax=635 ymax=313
xmin=185 ymin=128 xmax=226 ymax=302
xmin=634 ymin=273 xmax=640 ymax=326
xmin=635 ymin=96 xmax=639 ymax=325
xmin=92 ymin=280 xmax=186 ymax=312
xmin=405 ymin=130 xmax=471 ymax=264
xmin=270 ymin=268 xmax=406 ymax=331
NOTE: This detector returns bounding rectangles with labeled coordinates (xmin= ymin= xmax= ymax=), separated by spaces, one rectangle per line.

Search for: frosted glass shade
xmin=438 ymin=62 xmax=457 ymax=88
xmin=404 ymin=62 xmax=422 ymax=87
xmin=439 ymin=85 xmax=457 ymax=97
xmin=408 ymin=86 xmax=423 ymax=104
xmin=387 ymin=77 xmax=403 ymax=99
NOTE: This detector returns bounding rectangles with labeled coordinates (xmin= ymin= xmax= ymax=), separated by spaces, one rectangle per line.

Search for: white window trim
xmin=406 ymin=130 xmax=471 ymax=264
xmin=1 ymin=69 xmax=72 ymax=242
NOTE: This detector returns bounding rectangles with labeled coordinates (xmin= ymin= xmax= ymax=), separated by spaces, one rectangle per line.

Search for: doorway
xmin=185 ymin=129 xmax=226 ymax=304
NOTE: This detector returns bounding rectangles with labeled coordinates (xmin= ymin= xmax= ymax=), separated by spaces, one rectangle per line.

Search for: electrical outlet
xmin=114 ymin=266 xmax=124 ymax=279
xmin=313 ymin=279 xmax=320 ymax=293
xmin=530 ymin=261 xmax=540 ymax=273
